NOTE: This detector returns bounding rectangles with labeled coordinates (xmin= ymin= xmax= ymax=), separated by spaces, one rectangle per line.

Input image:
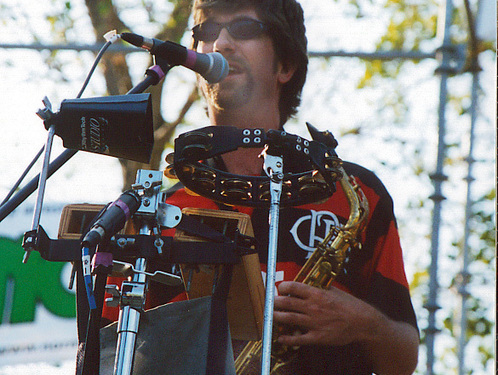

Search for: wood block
xmin=58 ymin=203 xmax=106 ymax=239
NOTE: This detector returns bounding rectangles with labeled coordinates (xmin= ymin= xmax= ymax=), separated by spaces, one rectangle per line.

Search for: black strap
xmin=206 ymin=264 xmax=233 ymax=375
xmin=176 ymin=213 xmax=231 ymax=243
xmin=75 ymin=259 xmax=111 ymax=375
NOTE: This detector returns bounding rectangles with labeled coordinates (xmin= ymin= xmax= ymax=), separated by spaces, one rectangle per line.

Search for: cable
xmin=82 ymin=246 xmax=97 ymax=310
xmin=76 ymin=31 xmax=121 ymax=98
xmin=76 ymin=40 xmax=112 ymax=98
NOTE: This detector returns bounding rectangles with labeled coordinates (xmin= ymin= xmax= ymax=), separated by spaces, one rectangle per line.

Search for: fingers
xmin=273 ymin=284 xmax=326 ymax=329
xmin=273 ymin=309 xmax=310 ymax=327
xmin=274 ymin=294 xmax=307 ymax=313
xmin=273 ymin=284 xmax=348 ymax=347
xmin=276 ymin=329 xmax=317 ymax=346
xmin=277 ymin=281 xmax=320 ymax=299
xmin=275 ymin=282 xmax=331 ymax=317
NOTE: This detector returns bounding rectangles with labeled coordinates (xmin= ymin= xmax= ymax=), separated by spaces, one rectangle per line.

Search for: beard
xmin=199 ymin=58 xmax=255 ymax=111
xmin=205 ymin=81 xmax=252 ymax=110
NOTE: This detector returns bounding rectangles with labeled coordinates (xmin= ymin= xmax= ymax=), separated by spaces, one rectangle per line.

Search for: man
xmin=161 ymin=0 xmax=419 ymax=374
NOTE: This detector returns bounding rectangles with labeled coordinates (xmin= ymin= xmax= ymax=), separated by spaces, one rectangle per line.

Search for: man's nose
xmin=213 ymin=27 xmax=235 ymax=53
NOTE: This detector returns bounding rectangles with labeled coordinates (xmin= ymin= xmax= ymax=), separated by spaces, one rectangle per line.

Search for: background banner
xmin=0 ymin=203 xmax=78 ymax=366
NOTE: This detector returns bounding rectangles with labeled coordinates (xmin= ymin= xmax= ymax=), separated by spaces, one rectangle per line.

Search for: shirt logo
xmin=289 ymin=210 xmax=340 ymax=258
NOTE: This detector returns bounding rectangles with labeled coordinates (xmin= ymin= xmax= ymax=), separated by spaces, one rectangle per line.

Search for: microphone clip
xmin=130 ymin=170 xmax=182 ymax=231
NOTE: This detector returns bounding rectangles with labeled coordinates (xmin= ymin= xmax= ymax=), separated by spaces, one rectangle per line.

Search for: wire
xmin=82 ymin=246 xmax=97 ymax=310
xmin=76 ymin=40 xmax=112 ymax=98
xmin=76 ymin=30 xmax=121 ymax=98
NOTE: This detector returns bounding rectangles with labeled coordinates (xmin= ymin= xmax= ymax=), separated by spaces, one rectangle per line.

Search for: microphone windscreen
xmin=121 ymin=32 xmax=143 ymax=47
xmin=192 ymin=52 xmax=229 ymax=83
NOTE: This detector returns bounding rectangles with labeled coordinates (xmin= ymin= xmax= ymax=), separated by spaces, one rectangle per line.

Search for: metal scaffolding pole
xmin=425 ymin=0 xmax=455 ymax=373
xmin=456 ymin=66 xmax=479 ymax=375
xmin=0 ymin=42 xmax=437 ymax=61
xmin=0 ymin=42 xmax=137 ymax=53
xmin=456 ymin=1 xmax=483 ymax=372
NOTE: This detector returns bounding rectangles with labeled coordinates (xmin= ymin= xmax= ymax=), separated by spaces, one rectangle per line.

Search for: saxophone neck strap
xmin=166 ymin=125 xmax=343 ymax=208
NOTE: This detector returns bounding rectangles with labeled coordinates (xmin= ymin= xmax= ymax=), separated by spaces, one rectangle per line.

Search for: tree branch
xmin=83 ymin=0 xmax=196 ymax=190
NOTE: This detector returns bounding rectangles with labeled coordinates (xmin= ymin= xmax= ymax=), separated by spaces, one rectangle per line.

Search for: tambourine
xmin=164 ymin=123 xmax=343 ymax=208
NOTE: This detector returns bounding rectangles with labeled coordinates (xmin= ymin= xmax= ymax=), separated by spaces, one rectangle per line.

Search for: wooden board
xmin=58 ymin=203 xmax=106 ymax=239
xmin=175 ymin=208 xmax=265 ymax=341
xmin=58 ymin=203 xmax=136 ymax=240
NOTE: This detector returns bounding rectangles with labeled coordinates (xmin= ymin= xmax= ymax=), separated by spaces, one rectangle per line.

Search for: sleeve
xmin=364 ymin=179 xmax=418 ymax=330
xmin=342 ymin=163 xmax=418 ymax=331
xmin=366 ymin=217 xmax=418 ymax=330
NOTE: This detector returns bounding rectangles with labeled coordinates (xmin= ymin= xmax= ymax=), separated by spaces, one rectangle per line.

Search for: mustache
xmin=225 ymin=56 xmax=249 ymax=72
xmin=200 ymin=55 xmax=250 ymax=87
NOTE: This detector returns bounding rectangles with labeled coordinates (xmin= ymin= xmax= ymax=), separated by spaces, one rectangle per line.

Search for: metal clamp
xmin=120 ymin=281 xmax=147 ymax=310
xmin=112 ymin=260 xmax=182 ymax=287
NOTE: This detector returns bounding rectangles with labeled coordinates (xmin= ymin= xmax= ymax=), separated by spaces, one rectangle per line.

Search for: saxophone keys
xmin=306 ymin=261 xmax=332 ymax=286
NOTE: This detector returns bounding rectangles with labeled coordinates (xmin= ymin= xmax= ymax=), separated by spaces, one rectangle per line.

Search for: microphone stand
xmin=110 ymin=169 xmax=181 ymax=375
xmin=260 ymin=147 xmax=283 ymax=375
xmin=22 ymin=119 xmax=56 ymax=263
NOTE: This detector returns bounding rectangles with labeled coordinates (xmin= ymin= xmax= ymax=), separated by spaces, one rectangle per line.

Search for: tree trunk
xmin=84 ymin=0 xmax=195 ymax=190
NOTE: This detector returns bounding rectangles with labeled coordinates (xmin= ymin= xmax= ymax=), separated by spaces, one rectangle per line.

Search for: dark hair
xmin=192 ymin=0 xmax=308 ymax=126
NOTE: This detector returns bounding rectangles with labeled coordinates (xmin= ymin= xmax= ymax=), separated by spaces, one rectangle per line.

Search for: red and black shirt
xmin=162 ymin=160 xmax=418 ymax=374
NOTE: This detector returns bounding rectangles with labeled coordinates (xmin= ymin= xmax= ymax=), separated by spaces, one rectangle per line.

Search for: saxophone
xmin=234 ymin=165 xmax=370 ymax=374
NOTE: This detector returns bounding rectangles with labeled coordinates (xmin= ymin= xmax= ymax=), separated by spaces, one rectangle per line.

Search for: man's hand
xmin=273 ymin=281 xmax=370 ymax=346
xmin=273 ymin=281 xmax=419 ymax=375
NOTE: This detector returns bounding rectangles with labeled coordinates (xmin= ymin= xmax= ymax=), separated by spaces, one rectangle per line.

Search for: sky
xmin=0 ymin=0 xmax=496 ymax=373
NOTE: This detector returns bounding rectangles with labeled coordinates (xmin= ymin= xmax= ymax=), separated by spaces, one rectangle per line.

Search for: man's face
xmin=195 ymin=8 xmax=285 ymax=118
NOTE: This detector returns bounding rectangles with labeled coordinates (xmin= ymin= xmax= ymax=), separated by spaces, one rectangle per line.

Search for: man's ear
xmin=277 ymin=61 xmax=297 ymax=85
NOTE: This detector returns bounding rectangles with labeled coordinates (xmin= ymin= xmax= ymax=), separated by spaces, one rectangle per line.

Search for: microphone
xmin=121 ymin=32 xmax=229 ymax=83
xmin=82 ymin=190 xmax=141 ymax=247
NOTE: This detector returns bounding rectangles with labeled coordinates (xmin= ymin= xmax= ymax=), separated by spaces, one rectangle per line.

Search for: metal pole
xmin=114 ymin=254 xmax=148 ymax=375
xmin=308 ymin=50 xmax=435 ymax=60
xmin=456 ymin=1 xmax=482 ymax=370
xmin=0 ymin=41 xmax=437 ymax=61
xmin=261 ymin=152 xmax=283 ymax=375
xmin=425 ymin=0 xmax=454 ymax=373
xmin=0 ymin=42 xmax=138 ymax=53
xmin=456 ymin=56 xmax=480 ymax=375
xmin=22 ymin=125 xmax=56 ymax=263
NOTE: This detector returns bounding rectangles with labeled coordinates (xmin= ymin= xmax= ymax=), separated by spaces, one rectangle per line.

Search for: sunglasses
xmin=192 ymin=18 xmax=267 ymax=42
